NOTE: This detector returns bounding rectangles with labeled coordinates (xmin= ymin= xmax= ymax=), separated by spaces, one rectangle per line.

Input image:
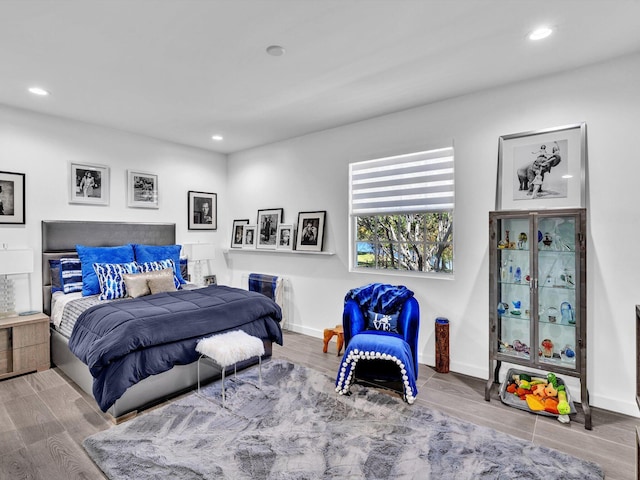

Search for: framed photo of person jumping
xmin=127 ymin=170 xmax=158 ymax=209
xmin=496 ymin=123 xmax=586 ymax=210
xmin=188 ymin=191 xmax=217 ymax=230
xmin=295 ymin=211 xmax=326 ymax=252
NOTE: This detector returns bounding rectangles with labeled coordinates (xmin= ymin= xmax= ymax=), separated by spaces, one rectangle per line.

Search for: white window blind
xmin=350 ymin=147 xmax=454 ymax=215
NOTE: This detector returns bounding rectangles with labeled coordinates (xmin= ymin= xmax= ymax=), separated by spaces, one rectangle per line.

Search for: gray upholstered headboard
xmin=41 ymin=220 xmax=176 ymax=314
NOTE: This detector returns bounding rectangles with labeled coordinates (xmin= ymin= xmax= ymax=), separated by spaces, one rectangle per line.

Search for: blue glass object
xmin=561 ymin=301 xmax=575 ymax=324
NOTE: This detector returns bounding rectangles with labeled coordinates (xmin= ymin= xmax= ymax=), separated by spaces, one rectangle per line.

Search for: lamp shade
xmin=0 ymin=249 xmax=34 ymax=275
xmin=185 ymin=243 xmax=215 ymax=262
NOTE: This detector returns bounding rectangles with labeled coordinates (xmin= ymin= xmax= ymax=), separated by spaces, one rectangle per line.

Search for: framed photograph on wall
xmin=0 ymin=170 xmax=25 ymax=225
xmin=188 ymin=191 xmax=217 ymax=230
xmin=295 ymin=211 xmax=326 ymax=252
xmin=256 ymin=208 xmax=284 ymax=250
xmin=276 ymin=223 xmax=294 ymax=251
xmin=231 ymin=219 xmax=250 ymax=248
xmin=496 ymin=123 xmax=586 ymax=210
xmin=69 ymin=162 xmax=110 ymax=205
xmin=127 ymin=170 xmax=158 ymax=208
xmin=242 ymin=225 xmax=257 ymax=249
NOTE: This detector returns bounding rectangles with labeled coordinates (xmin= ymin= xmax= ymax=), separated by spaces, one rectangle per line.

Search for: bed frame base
xmin=51 ymin=328 xmax=272 ymax=422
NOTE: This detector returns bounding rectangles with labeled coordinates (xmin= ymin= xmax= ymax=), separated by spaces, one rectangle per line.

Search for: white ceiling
xmin=2 ymin=1 xmax=640 ymax=154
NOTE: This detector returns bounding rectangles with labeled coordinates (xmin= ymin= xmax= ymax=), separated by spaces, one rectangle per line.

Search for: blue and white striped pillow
xmin=137 ymin=259 xmax=181 ymax=289
xmin=93 ymin=262 xmax=139 ymax=300
xmin=59 ymin=258 xmax=83 ymax=294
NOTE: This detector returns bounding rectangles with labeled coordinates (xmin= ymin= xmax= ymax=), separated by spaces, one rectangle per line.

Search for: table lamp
xmin=184 ymin=243 xmax=215 ymax=286
xmin=0 ymin=247 xmax=34 ymax=318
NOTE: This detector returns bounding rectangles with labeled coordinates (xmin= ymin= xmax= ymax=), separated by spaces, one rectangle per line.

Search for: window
xmin=349 ymin=146 xmax=454 ymax=274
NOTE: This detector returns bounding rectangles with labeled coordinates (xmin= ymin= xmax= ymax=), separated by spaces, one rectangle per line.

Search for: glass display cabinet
xmin=485 ymin=208 xmax=590 ymax=429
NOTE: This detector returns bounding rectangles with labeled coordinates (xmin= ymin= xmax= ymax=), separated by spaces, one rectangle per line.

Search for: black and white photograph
xmin=242 ymin=225 xmax=257 ymax=249
xmin=127 ymin=170 xmax=158 ymax=208
xmin=276 ymin=223 xmax=294 ymax=251
xmin=188 ymin=191 xmax=217 ymax=230
xmin=0 ymin=170 xmax=25 ymax=225
xmin=69 ymin=163 xmax=110 ymax=205
xmin=496 ymin=123 xmax=586 ymax=210
xmin=257 ymin=208 xmax=284 ymax=249
xmin=295 ymin=211 xmax=326 ymax=252
xmin=231 ymin=219 xmax=250 ymax=248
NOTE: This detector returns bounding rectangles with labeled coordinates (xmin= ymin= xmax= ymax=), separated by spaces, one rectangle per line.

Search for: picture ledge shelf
xmin=224 ymin=249 xmax=334 ymax=256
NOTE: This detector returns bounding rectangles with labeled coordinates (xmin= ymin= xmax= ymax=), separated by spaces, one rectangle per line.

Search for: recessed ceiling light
xmin=211 ymin=135 xmax=223 ymax=141
xmin=266 ymin=45 xmax=286 ymax=57
xmin=28 ymin=86 xmax=50 ymax=96
xmin=529 ymin=26 xmax=553 ymax=41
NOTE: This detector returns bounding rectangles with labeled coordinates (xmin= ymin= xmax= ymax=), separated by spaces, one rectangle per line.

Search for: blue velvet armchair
xmin=343 ymin=296 xmax=420 ymax=380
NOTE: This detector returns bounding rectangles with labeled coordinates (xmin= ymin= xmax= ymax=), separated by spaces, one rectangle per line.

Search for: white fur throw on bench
xmin=196 ymin=330 xmax=265 ymax=368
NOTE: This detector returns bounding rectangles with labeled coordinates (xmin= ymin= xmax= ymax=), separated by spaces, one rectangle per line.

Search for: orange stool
xmin=323 ymin=325 xmax=344 ymax=356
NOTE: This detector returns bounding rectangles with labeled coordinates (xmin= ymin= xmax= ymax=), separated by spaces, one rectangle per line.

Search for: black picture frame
xmin=231 ymin=219 xmax=250 ymax=248
xmin=295 ymin=211 xmax=326 ymax=252
xmin=0 ymin=171 xmax=25 ymax=225
xmin=188 ymin=191 xmax=217 ymax=230
xmin=256 ymin=208 xmax=284 ymax=250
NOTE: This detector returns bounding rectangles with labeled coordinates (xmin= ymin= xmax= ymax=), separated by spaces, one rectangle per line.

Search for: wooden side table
xmin=0 ymin=312 xmax=50 ymax=381
xmin=323 ymin=325 xmax=344 ymax=356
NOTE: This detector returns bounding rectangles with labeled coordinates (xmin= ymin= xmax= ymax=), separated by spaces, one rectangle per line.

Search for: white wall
xmin=227 ymin=52 xmax=640 ymax=417
xmin=0 ymin=105 xmax=229 ymax=313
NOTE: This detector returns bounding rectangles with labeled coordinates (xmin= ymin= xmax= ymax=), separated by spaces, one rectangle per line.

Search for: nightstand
xmin=0 ymin=312 xmax=50 ymax=380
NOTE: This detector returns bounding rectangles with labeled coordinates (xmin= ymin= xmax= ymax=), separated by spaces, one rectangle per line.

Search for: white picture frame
xmin=242 ymin=225 xmax=257 ymax=249
xmin=256 ymin=208 xmax=283 ymax=250
xmin=127 ymin=170 xmax=158 ymax=209
xmin=276 ymin=223 xmax=294 ymax=251
xmin=69 ymin=162 xmax=110 ymax=205
xmin=496 ymin=123 xmax=586 ymax=210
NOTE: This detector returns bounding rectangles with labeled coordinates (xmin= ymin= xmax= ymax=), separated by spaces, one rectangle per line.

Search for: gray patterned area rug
xmin=83 ymin=360 xmax=603 ymax=480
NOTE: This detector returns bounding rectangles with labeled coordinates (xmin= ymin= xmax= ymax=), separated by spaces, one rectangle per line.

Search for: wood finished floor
xmin=0 ymin=330 xmax=637 ymax=480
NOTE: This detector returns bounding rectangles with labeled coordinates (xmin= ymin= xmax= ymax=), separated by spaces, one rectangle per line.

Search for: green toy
xmin=557 ymin=385 xmax=570 ymax=415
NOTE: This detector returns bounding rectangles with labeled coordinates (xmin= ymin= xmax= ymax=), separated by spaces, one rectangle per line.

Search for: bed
xmin=42 ymin=220 xmax=283 ymax=422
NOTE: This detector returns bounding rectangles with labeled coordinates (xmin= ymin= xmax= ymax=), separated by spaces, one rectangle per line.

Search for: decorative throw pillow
xmin=137 ymin=259 xmax=181 ymax=289
xmin=367 ymin=310 xmax=399 ymax=333
xmin=76 ymin=244 xmax=135 ymax=296
xmin=48 ymin=259 xmax=63 ymax=293
xmin=59 ymin=258 xmax=83 ymax=294
xmin=122 ymin=272 xmax=152 ymax=298
xmin=122 ymin=268 xmax=175 ymax=298
xmin=93 ymin=262 xmax=139 ymax=300
xmin=132 ymin=244 xmax=186 ymax=284
xmin=179 ymin=257 xmax=189 ymax=283
xmin=148 ymin=269 xmax=178 ymax=294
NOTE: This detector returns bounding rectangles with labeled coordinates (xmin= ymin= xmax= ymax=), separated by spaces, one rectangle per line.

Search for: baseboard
xmin=590 ymin=393 xmax=640 ymax=418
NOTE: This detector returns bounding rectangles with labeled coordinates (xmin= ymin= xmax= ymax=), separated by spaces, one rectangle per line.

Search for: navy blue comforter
xmin=69 ymin=285 xmax=283 ymax=411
